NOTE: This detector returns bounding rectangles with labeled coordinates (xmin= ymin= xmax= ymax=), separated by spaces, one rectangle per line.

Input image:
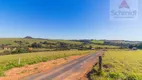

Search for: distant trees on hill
xmin=0 ymin=39 xmax=132 ymax=55
xmin=56 ymin=42 xmax=70 ymax=50
xmin=31 ymin=42 xmax=42 ymax=48
xmin=24 ymin=36 xmax=33 ymax=39
xmin=137 ymin=43 xmax=142 ymax=49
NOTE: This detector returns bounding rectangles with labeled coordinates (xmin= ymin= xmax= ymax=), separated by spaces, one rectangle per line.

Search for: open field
xmin=91 ymin=40 xmax=104 ymax=44
xmin=85 ymin=44 xmax=120 ymax=49
xmin=90 ymin=50 xmax=142 ymax=80
xmin=0 ymin=50 xmax=95 ymax=76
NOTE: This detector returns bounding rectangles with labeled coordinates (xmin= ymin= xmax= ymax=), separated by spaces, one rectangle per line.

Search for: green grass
xmin=0 ymin=50 xmax=95 ymax=76
xmin=91 ymin=40 xmax=104 ymax=44
xmin=90 ymin=50 xmax=142 ymax=80
xmin=85 ymin=44 xmax=120 ymax=49
xmin=56 ymin=40 xmax=82 ymax=45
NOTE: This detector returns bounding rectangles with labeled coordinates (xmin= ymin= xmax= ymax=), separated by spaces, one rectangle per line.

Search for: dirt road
xmin=22 ymin=51 xmax=103 ymax=80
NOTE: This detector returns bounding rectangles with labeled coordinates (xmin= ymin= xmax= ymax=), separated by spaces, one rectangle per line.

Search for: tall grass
xmin=89 ymin=50 xmax=142 ymax=80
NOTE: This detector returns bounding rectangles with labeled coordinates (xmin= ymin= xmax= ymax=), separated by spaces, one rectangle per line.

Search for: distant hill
xmin=24 ymin=36 xmax=33 ymax=39
xmin=104 ymin=40 xmax=142 ymax=45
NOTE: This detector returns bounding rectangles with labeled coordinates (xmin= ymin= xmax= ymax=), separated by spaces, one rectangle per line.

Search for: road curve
xmin=22 ymin=50 xmax=103 ymax=80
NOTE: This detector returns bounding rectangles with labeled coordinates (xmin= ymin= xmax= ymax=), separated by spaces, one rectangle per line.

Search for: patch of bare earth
xmin=0 ymin=55 xmax=87 ymax=80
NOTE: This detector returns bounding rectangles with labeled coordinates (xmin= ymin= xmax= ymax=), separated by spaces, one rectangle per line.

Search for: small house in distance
xmin=3 ymin=46 xmax=11 ymax=50
xmin=132 ymin=47 xmax=137 ymax=50
xmin=128 ymin=45 xmax=137 ymax=50
xmin=3 ymin=46 xmax=8 ymax=50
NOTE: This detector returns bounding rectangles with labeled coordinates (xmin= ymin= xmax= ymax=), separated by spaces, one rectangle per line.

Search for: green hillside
xmin=0 ymin=38 xmax=82 ymax=46
xmin=91 ymin=40 xmax=104 ymax=44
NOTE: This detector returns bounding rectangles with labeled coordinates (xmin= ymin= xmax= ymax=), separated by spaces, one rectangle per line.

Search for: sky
xmin=0 ymin=0 xmax=142 ymax=41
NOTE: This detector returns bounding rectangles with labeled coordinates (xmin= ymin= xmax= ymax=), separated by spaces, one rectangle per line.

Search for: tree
xmin=89 ymin=46 xmax=93 ymax=50
xmin=31 ymin=42 xmax=42 ymax=48
xmin=57 ymin=42 xmax=70 ymax=50
xmin=78 ymin=45 xmax=84 ymax=50
xmin=137 ymin=43 xmax=142 ymax=49
xmin=128 ymin=45 xmax=133 ymax=49
xmin=43 ymin=41 xmax=48 ymax=44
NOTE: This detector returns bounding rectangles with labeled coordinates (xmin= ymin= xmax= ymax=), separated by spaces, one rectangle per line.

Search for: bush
xmin=126 ymin=73 xmax=140 ymax=80
xmin=97 ymin=70 xmax=106 ymax=77
xmin=2 ymin=50 xmax=11 ymax=55
xmin=108 ymin=72 xmax=125 ymax=79
xmin=18 ymin=48 xmax=28 ymax=53
xmin=0 ymin=71 xmax=5 ymax=76
xmin=11 ymin=48 xmax=28 ymax=54
xmin=31 ymin=42 xmax=42 ymax=48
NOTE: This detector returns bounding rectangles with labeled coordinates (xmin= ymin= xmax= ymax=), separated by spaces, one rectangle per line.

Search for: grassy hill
xmin=85 ymin=44 xmax=119 ymax=49
xmin=0 ymin=38 xmax=120 ymax=49
xmin=0 ymin=38 xmax=120 ymax=55
xmin=104 ymin=40 xmax=142 ymax=45
xmin=0 ymin=38 xmax=82 ymax=46
xmin=91 ymin=40 xmax=104 ymax=44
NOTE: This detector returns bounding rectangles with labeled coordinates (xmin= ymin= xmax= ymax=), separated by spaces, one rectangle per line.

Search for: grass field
xmin=91 ymin=40 xmax=104 ymax=44
xmin=90 ymin=50 xmax=142 ymax=80
xmin=0 ymin=50 xmax=95 ymax=76
xmin=86 ymin=44 xmax=120 ymax=49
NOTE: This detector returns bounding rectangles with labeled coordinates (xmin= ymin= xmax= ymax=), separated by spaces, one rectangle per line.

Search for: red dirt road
xmin=22 ymin=51 xmax=103 ymax=80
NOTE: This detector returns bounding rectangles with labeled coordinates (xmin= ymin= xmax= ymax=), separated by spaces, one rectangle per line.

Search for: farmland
xmin=0 ymin=38 xmax=137 ymax=79
xmin=91 ymin=40 xmax=104 ymax=44
xmin=0 ymin=50 xmax=95 ymax=76
xmin=0 ymin=38 xmax=82 ymax=46
xmin=85 ymin=44 xmax=119 ymax=49
xmin=89 ymin=50 xmax=142 ymax=80
xmin=0 ymin=38 xmax=120 ymax=55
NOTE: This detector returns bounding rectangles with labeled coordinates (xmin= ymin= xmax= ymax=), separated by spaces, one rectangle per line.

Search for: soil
xmin=0 ymin=55 xmax=87 ymax=80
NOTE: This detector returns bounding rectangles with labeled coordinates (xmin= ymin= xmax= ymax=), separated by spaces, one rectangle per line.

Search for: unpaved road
xmin=22 ymin=51 xmax=103 ymax=80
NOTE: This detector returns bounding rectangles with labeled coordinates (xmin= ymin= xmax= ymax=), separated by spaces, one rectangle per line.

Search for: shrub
xmin=97 ymin=70 xmax=106 ymax=77
xmin=11 ymin=48 xmax=28 ymax=54
xmin=126 ymin=73 xmax=139 ymax=80
xmin=108 ymin=72 xmax=125 ymax=79
xmin=0 ymin=71 xmax=5 ymax=76
xmin=31 ymin=42 xmax=42 ymax=48
xmin=2 ymin=50 xmax=11 ymax=55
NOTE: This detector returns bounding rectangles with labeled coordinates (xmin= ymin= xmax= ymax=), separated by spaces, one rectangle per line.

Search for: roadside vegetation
xmin=89 ymin=50 xmax=142 ymax=80
xmin=0 ymin=50 xmax=95 ymax=76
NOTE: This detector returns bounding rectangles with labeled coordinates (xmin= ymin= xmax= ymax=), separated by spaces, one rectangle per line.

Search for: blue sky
xmin=0 ymin=0 xmax=142 ymax=40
